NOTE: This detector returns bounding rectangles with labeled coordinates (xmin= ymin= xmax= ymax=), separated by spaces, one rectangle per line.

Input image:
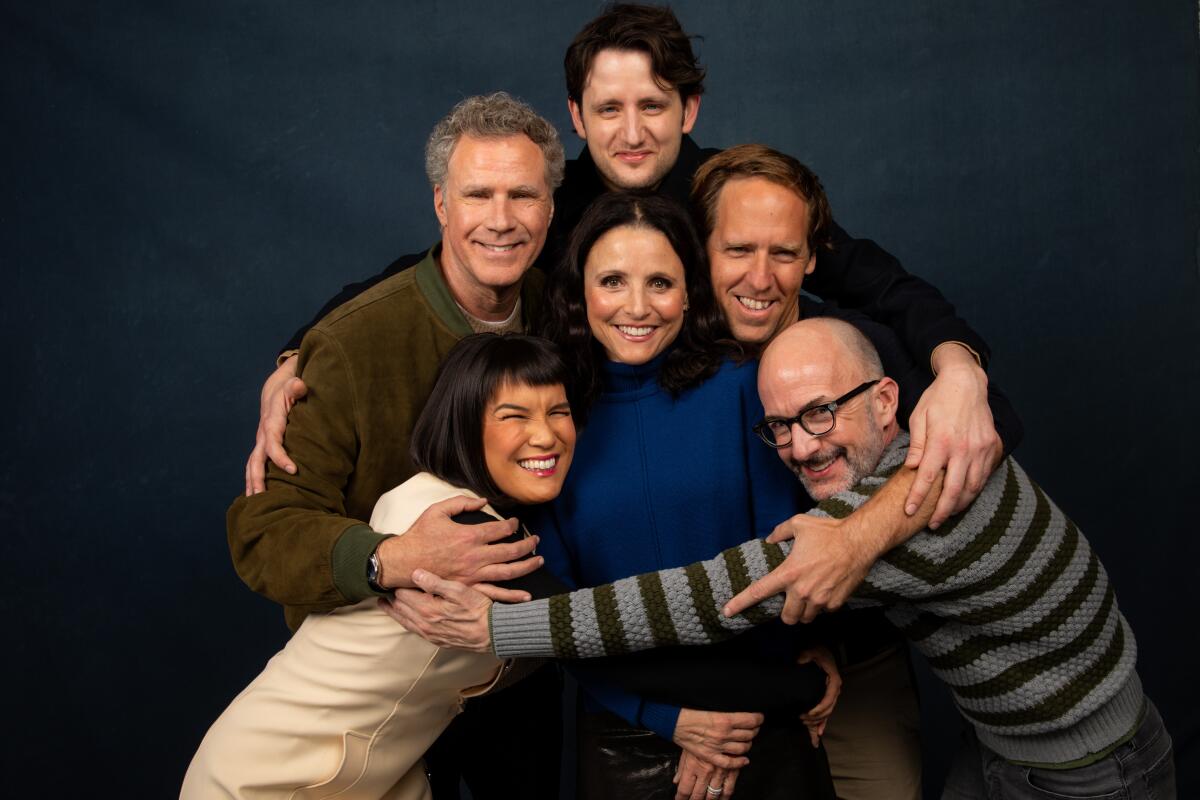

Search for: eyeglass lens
xmin=765 ymin=407 xmax=834 ymax=443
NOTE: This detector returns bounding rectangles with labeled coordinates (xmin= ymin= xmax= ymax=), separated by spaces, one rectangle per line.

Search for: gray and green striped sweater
xmin=491 ymin=432 xmax=1142 ymax=766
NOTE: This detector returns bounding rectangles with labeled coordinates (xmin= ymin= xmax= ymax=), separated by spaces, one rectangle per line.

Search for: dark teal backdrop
xmin=3 ymin=1 xmax=1196 ymax=795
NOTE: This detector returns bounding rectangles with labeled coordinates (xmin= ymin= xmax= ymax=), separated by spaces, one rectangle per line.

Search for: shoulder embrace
xmin=369 ymin=472 xmax=489 ymax=533
xmin=314 ymin=269 xmax=423 ymax=335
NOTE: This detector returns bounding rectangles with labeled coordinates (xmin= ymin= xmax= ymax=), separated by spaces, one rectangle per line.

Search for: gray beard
xmin=790 ymin=420 xmax=888 ymax=501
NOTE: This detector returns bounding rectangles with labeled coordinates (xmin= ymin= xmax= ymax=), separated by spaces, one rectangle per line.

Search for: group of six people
xmin=181 ymin=4 xmax=1175 ymax=799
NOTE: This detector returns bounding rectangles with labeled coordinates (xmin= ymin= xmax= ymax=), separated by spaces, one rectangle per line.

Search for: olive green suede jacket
xmin=227 ymin=247 xmax=544 ymax=630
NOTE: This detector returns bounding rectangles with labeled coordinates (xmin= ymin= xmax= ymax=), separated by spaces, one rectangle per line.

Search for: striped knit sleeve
xmin=490 ymin=536 xmax=791 ymax=658
xmin=489 ymin=435 xmax=914 ymax=660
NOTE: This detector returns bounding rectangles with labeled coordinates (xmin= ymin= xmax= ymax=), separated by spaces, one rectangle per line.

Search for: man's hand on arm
xmin=245 ymin=354 xmax=307 ymax=496
xmin=751 ymin=514 xmax=872 ymax=625
xmin=904 ymin=342 xmax=1002 ymax=527
xmin=375 ymin=496 xmax=542 ymax=593
xmin=723 ymin=466 xmax=943 ymax=623
xmin=378 ymin=569 xmax=498 ymax=652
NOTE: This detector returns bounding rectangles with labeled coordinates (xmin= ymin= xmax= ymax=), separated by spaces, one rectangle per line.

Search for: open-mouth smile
xmin=615 ymin=324 xmax=657 ymax=339
xmin=517 ymin=455 xmax=560 ymax=476
xmin=475 ymin=241 xmax=524 ymax=254
xmin=736 ymin=295 xmax=775 ymax=312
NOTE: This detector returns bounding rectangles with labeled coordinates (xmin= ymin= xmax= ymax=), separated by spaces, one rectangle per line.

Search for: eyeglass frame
xmin=753 ymin=379 xmax=881 ymax=448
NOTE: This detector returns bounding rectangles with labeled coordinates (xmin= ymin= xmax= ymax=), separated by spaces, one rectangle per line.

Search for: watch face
xmin=367 ymin=553 xmax=380 ymax=584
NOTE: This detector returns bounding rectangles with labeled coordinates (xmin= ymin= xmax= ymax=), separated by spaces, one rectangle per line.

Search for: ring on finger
xmin=706 ymin=785 xmax=723 ymax=796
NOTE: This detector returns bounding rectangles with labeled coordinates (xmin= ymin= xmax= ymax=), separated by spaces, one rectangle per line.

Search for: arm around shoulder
xmin=805 ymin=221 xmax=992 ymax=369
xmin=279 ymin=251 xmax=425 ymax=353
xmin=228 ymin=327 xmax=373 ymax=618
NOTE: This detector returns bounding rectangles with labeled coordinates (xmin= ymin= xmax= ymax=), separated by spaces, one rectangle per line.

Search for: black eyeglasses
xmin=753 ymin=380 xmax=880 ymax=448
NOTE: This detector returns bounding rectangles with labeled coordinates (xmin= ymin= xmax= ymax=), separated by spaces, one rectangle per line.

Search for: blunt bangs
xmin=410 ymin=334 xmax=568 ymax=504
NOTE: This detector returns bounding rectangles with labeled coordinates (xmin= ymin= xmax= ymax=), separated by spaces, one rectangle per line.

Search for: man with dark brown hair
xmin=562 ymin=2 xmax=705 ymax=191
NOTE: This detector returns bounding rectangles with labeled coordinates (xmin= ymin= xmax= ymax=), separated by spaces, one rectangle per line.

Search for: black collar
xmin=561 ymin=134 xmax=711 ymax=212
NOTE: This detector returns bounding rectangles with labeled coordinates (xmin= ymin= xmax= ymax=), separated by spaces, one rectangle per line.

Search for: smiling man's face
xmin=434 ymin=133 xmax=552 ymax=311
xmin=757 ymin=320 xmax=898 ymax=501
xmin=567 ymin=48 xmax=700 ymax=191
xmin=707 ymin=176 xmax=816 ymax=345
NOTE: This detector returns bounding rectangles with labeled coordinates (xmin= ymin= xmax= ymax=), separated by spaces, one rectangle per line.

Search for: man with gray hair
xmin=225 ymin=92 xmax=565 ymax=798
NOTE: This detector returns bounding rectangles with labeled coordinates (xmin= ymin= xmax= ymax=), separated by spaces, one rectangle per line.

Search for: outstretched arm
xmin=385 ymin=442 xmax=925 ymax=657
xmin=804 ymin=222 xmax=989 ymax=371
xmin=385 ymin=536 xmax=790 ymax=659
xmin=725 ymin=461 xmax=939 ymax=623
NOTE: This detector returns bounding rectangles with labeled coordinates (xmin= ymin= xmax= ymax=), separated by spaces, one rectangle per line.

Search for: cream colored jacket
xmin=182 ymin=474 xmax=507 ymax=800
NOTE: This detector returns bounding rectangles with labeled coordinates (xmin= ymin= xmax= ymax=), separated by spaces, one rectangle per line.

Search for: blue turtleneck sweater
xmin=530 ymin=353 xmax=805 ymax=740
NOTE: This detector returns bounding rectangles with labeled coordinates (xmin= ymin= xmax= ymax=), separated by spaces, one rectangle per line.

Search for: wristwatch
xmin=366 ymin=548 xmax=386 ymax=593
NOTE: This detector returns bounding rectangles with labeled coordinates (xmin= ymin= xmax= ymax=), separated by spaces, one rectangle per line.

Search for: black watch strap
xmin=366 ymin=548 xmax=386 ymax=593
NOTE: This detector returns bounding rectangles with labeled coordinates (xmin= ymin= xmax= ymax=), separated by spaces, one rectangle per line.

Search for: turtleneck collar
xmin=600 ymin=350 xmax=671 ymax=399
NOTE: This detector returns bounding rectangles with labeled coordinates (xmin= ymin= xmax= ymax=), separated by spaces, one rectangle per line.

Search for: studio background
xmin=3 ymin=0 xmax=1196 ymax=796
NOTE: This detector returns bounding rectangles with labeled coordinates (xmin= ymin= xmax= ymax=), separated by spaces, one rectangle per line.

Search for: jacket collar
xmin=414 ymin=244 xmax=545 ymax=336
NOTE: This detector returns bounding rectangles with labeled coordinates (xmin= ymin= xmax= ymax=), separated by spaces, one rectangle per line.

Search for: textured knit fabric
xmin=528 ymin=351 xmax=805 ymax=740
xmin=493 ymin=432 xmax=1142 ymax=765
xmin=228 ymin=247 xmax=544 ymax=630
xmin=459 ymin=297 xmax=524 ymax=334
xmin=942 ymin=700 xmax=1174 ymax=798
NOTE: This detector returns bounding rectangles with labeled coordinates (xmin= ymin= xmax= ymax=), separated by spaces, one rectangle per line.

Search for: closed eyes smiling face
xmin=482 ymin=381 xmax=576 ymax=505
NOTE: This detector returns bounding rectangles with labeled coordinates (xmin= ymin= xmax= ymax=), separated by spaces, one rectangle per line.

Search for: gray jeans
xmin=941 ymin=700 xmax=1175 ymax=799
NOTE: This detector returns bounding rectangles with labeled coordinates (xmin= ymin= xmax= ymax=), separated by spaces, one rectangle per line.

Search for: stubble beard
xmin=790 ymin=417 xmax=889 ymax=501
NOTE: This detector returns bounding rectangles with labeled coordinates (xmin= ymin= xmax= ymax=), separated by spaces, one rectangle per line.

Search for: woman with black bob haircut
xmin=526 ymin=192 xmax=838 ymax=799
xmin=410 ymin=332 xmax=570 ymax=507
xmin=184 ymin=333 xmax=577 ymax=800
